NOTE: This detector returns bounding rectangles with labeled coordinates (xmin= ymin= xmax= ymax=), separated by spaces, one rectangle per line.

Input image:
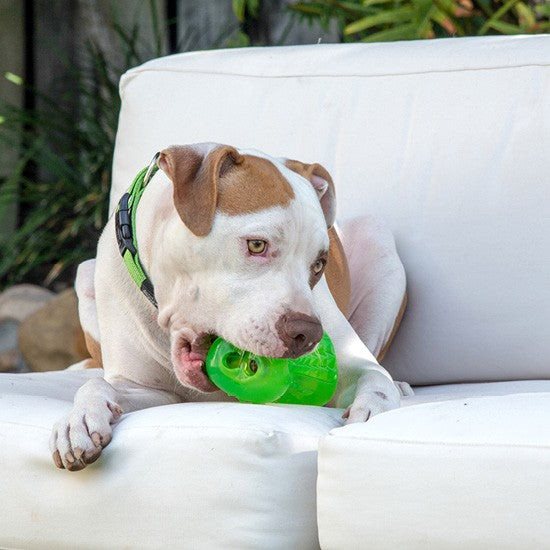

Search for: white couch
xmin=1 ymin=35 xmax=549 ymax=549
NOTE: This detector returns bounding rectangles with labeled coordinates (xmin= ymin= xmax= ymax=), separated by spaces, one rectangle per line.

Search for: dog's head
xmin=150 ymin=143 xmax=336 ymax=392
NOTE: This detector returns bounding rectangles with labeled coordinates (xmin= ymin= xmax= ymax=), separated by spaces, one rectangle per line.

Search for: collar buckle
xmin=115 ymin=153 xmax=161 ymax=308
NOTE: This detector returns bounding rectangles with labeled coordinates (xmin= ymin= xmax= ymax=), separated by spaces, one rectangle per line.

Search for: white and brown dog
xmin=51 ymin=143 xmax=411 ymax=471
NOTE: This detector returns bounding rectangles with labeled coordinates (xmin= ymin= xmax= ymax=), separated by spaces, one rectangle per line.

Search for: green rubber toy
xmin=205 ymin=333 xmax=338 ymax=406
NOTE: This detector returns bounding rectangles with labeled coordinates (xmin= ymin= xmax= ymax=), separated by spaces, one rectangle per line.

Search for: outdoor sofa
xmin=1 ymin=34 xmax=550 ymax=549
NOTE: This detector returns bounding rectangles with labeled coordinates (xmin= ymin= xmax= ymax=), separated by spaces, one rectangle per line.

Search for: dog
xmin=50 ymin=143 xmax=411 ymax=471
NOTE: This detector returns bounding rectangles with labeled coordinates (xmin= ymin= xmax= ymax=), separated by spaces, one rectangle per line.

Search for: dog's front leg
xmin=315 ymin=277 xmax=401 ymax=423
xmin=341 ymin=370 xmax=401 ymax=423
xmin=50 ymin=377 xmax=179 ymax=471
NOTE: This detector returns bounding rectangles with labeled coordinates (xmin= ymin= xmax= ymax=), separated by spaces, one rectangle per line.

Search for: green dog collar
xmin=115 ymin=154 xmax=160 ymax=308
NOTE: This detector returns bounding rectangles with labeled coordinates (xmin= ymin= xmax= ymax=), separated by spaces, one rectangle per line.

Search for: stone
xmin=18 ymin=288 xmax=90 ymax=372
xmin=0 ymin=284 xmax=54 ymax=373
xmin=0 ymin=284 xmax=55 ymax=323
xmin=0 ymin=318 xmax=26 ymax=372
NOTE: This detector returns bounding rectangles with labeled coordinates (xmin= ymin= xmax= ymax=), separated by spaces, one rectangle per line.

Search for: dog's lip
xmin=172 ymin=333 xmax=218 ymax=392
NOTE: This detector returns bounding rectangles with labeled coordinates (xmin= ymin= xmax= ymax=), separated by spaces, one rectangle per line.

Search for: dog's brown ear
xmin=285 ymin=159 xmax=336 ymax=228
xmin=158 ymin=145 xmax=244 ymax=236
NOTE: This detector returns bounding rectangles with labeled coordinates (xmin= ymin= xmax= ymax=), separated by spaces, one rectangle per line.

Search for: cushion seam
xmin=0 ymin=419 xmax=340 ymax=439
xmin=124 ymin=62 xmax=550 ymax=82
xmin=119 ymin=423 xmax=341 ymax=438
xmin=324 ymin=435 xmax=550 ymax=450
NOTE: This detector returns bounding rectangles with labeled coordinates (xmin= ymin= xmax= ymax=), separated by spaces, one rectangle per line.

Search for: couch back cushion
xmin=111 ymin=36 xmax=550 ymax=385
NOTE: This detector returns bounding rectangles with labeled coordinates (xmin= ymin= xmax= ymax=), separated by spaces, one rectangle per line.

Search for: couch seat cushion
xmin=318 ymin=381 xmax=550 ymax=549
xmin=0 ymin=370 xmax=343 ymax=549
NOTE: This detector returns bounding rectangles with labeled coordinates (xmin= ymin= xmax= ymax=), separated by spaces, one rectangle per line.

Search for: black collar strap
xmin=115 ymin=153 xmax=160 ymax=308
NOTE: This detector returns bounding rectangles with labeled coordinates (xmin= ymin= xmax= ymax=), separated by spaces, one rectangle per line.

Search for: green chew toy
xmin=205 ymin=333 xmax=338 ymax=406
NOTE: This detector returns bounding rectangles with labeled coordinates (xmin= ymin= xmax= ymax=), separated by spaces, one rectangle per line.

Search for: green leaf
xmin=4 ymin=72 xmax=23 ymax=85
xmin=432 ymin=0 xmax=458 ymax=14
xmin=431 ymin=7 xmax=466 ymax=36
xmin=233 ymin=0 xmax=260 ymax=21
xmin=360 ymin=22 xmax=418 ymax=41
xmin=478 ymin=0 xmax=519 ymax=35
xmin=362 ymin=0 xmax=395 ymax=6
xmin=487 ymin=19 xmax=524 ymax=33
xmin=247 ymin=0 xmax=260 ymax=17
xmin=336 ymin=0 xmax=387 ymax=13
xmin=414 ymin=0 xmax=437 ymax=35
xmin=344 ymin=6 xmax=414 ymax=35
xmin=233 ymin=0 xmax=246 ymax=21
xmin=288 ymin=3 xmax=326 ymax=17
xmin=535 ymin=3 xmax=550 ymax=17
xmin=514 ymin=2 xmax=536 ymax=29
xmin=225 ymin=30 xmax=251 ymax=48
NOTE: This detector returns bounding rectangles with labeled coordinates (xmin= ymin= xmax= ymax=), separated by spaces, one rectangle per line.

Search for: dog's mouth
xmin=172 ymin=332 xmax=218 ymax=393
xmin=173 ymin=331 xmax=293 ymax=392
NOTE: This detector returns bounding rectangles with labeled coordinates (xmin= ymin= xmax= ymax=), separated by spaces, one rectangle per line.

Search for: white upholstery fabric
xmin=0 ymin=370 xmax=343 ymax=549
xmin=111 ymin=35 xmax=550 ymax=385
xmin=3 ymin=36 xmax=549 ymax=549
xmin=318 ymin=381 xmax=550 ymax=549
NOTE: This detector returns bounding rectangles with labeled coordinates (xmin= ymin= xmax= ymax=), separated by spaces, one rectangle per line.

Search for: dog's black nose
xmin=277 ymin=312 xmax=323 ymax=358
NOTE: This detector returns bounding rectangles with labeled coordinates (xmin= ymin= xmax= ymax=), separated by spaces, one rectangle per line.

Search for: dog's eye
xmin=247 ymin=240 xmax=267 ymax=255
xmin=313 ymin=258 xmax=326 ymax=275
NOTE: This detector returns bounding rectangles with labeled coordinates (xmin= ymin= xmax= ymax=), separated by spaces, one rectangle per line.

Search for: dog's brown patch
xmin=160 ymin=145 xmax=295 ymax=236
xmin=284 ymin=159 xmax=336 ymax=228
xmin=74 ymin=323 xmax=90 ymax=360
xmin=325 ymin=228 xmax=351 ymax=317
xmin=218 ymin=154 xmax=295 ymax=216
xmin=377 ymin=293 xmax=407 ymax=362
xmin=159 ymin=146 xmax=213 ymax=236
xmin=83 ymin=331 xmax=103 ymax=369
xmin=284 ymin=158 xmax=348 ymax=314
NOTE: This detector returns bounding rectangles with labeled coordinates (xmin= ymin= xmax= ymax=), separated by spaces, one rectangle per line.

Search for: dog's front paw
xmin=342 ymin=371 xmax=401 ymax=424
xmin=395 ymin=380 xmax=414 ymax=397
xmin=50 ymin=400 xmax=122 ymax=471
xmin=342 ymin=390 xmax=396 ymax=423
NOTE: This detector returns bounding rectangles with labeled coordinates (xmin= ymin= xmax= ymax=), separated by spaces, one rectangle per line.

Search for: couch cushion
xmin=318 ymin=381 xmax=550 ymax=549
xmin=0 ymin=370 xmax=343 ymax=549
xmin=110 ymin=35 xmax=550 ymax=385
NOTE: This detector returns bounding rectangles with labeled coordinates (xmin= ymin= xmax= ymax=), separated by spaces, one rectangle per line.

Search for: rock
xmin=0 ymin=284 xmax=55 ymax=323
xmin=0 ymin=284 xmax=52 ymax=373
xmin=18 ymin=288 xmax=90 ymax=372
xmin=0 ymin=319 xmax=26 ymax=372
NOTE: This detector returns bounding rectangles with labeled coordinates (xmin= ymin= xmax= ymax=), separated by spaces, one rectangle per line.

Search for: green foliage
xmin=0 ymin=0 xmax=261 ymax=291
xmin=0 ymin=1 xmax=258 ymax=292
xmin=288 ymin=0 xmax=550 ymax=41
xmin=0 ymin=4 xmax=169 ymax=290
xmin=231 ymin=0 xmax=262 ymax=46
xmin=1 ymin=0 xmax=547 ymax=291
xmin=233 ymin=0 xmax=261 ymax=22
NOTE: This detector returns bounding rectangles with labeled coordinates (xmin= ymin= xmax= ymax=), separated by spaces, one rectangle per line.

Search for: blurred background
xmin=0 ymin=0 xmax=549 ymax=373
